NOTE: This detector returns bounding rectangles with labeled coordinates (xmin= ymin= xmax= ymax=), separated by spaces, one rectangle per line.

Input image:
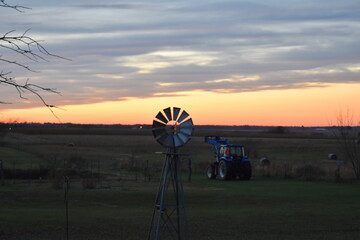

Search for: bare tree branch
xmin=0 ymin=0 xmax=30 ymax=12
xmin=1 ymin=1 xmax=69 ymax=121
xmin=332 ymin=110 xmax=360 ymax=179
xmin=0 ymin=72 xmax=62 ymax=121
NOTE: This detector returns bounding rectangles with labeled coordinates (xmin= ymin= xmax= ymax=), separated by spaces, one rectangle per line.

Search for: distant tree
xmin=0 ymin=122 xmax=6 ymax=142
xmin=0 ymin=0 xmax=65 ymax=117
xmin=332 ymin=110 xmax=360 ymax=179
xmin=268 ymin=126 xmax=288 ymax=134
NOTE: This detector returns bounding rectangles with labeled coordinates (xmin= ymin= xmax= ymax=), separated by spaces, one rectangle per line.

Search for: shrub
xmin=82 ymin=177 xmax=96 ymax=189
xmin=268 ymin=126 xmax=289 ymax=134
xmin=3 ymin=167 xmax=49 ymax=180
xmin=295 ymin=164 xmax=326 ymax=181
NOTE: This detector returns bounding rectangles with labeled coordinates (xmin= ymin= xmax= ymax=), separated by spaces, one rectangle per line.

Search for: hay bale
xmin=259 ymin=157 xmax=270 ymax=166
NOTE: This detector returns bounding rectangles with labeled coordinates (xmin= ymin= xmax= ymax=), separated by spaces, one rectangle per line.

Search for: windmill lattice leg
xmin=147 ymin=150 xmax=189 ymax=240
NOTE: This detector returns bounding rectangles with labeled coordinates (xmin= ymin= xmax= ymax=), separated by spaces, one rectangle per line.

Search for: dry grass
xmin=0 ymin=127 xmax=356 ymax=184
xmin=0 ymin=128 xmax=360 ymax=239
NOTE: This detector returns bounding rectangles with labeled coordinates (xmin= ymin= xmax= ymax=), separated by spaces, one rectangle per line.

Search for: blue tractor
xmin=205 ymin=136 xmax=252 ymax=180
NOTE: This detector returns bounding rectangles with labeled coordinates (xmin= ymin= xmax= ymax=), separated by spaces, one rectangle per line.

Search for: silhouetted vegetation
xmin=332 ymin=111 xmax=360 ymax=179
xmin=267 ymin=126 xmax=289 ymax=134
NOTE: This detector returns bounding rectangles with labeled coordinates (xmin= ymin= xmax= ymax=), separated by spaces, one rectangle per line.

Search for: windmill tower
xmin=147 ymin=107 xmax=194 ymax=240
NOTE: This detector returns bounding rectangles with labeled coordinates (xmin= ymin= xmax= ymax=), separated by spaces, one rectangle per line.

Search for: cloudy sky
xmin=1 ymin=0 xmax=360 ymax=125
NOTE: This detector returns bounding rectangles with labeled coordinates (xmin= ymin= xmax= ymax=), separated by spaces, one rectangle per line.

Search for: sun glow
xmin=1 ymin=83 xmax=360 ymax=126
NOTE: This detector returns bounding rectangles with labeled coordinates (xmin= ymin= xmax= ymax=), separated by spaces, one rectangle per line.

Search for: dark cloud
xmin=1 ymin=0 xmax=360 ymax=109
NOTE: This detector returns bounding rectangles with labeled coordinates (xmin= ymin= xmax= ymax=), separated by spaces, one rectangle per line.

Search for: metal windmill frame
xmin=147 ymin=107 xmax=193 ymax=240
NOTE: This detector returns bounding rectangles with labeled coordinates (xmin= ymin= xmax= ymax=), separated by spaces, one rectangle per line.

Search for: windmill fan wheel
xmin=152 ymin=107 xmax=194 ymax=148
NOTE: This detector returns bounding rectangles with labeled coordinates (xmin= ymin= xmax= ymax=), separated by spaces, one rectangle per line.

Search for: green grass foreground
xmin=1 ymin=176 xmax=359 ymax=240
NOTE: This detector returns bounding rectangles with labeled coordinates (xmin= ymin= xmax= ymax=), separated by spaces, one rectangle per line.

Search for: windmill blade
xmin=155 ymin=111 xmax=168 ymax=124
xmin=163 ymin=107 xmax=172 ymax=121
xmin=152 ymin=120 xmax=167 ymax=138
xmin=156 ymin=134 xmax=167 ymax=145
xmin=179 ymin=127 xmax=193 ymax=136
xmin=173 ymin=135 xmax=183 ymax=148
xmin=177 ymin=132 xmax=190 ymax=144
xmin=179 ymin=119 xmax=193 ymax=134
xmin=157 ymin=134 xmax=175 ymax=148
xmin=173 ymin=107 xmax=181 ymax=121
xmin=152 ymin=127 xmax=167 ymax=135
xmin=153 ymin=130 xmax=168 ymax=140
xmin=177 ymin=110 xmax=189 ymax=123
xmin=152 ymin=120 xmax=166 ymax=129
xmin=179 ymin=118 xmax=193 ymax=128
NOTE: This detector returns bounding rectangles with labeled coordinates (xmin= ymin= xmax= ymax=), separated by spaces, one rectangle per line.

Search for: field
xmin=0 ymin=126 xmax=359 ymax=239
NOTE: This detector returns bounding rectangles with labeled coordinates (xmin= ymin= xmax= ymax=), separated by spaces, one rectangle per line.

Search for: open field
xmin=0 ymin=126 xmax=359 ymax=239
xmin=0 ymin=126 xmax=356 ymax=181
xmin=0 ymin=177 xmax=360 ymax=240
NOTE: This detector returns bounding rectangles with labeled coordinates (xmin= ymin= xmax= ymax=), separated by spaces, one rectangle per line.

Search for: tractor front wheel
xmin=218 ymin=160 xmax=231 ymax=180
xmin=206 ymin=164 xmax=216 ymax=179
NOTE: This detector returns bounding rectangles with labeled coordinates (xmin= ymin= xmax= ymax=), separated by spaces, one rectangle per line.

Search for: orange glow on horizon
xmin=1 ymin=83 xmax=359 ymax=126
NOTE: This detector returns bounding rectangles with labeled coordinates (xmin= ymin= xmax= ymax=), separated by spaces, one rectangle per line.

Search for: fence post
xmin=188 ymin=158 xmax=192 ymax=182
xmin=0 ymin=160 xmax=4 ymax=186
xmin=64 ymin=176 xmax=70 ymax=240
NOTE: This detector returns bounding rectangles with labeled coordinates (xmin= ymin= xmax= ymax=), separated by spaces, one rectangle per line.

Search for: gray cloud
xmin=1 ymin=0 xmax=360 ymax=109
xmin=74 ymin=4 xmax=146 ymax=10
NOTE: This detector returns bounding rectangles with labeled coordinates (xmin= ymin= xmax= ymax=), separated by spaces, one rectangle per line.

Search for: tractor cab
xmin=219 ymin=145 xmax=244 ymax=159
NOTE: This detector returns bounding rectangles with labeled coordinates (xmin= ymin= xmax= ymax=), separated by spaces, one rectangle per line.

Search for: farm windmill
xmin=147 ymin=107 xmax=194 ymax=240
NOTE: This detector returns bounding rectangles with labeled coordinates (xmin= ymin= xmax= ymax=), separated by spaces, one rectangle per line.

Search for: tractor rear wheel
xmin=218 ymin=160 xmax=231 ymax=180
xmin=206 ymin=164 xmax=216 ymax=179
xmin=239 ymin=161 xmax=252 ymax=180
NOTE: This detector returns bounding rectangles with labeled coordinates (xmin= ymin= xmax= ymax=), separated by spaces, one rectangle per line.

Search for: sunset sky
xmin=1 ymin=0 xmax=360 ymax=126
